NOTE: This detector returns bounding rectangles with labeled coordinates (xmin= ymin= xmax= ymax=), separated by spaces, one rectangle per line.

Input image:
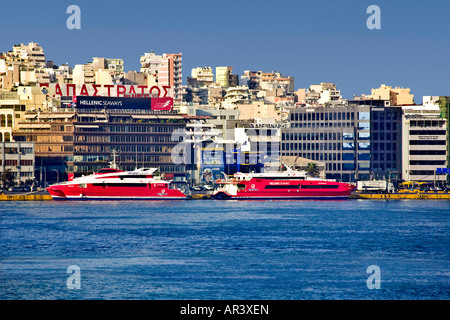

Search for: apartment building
xmin=188 ymin=67 xmax=214 ymax=87
xmin=0 ymin=42 xmax=49 ymax=88
xmin=140 ymin=52 xmax=183 ymax=102
xmin=365 ymin=84 xmax=415 ymax=106
xmin=215 ymin=67 xmax=238 ymax=88
xmin=305 ymin=83 xmax=346 ymax=106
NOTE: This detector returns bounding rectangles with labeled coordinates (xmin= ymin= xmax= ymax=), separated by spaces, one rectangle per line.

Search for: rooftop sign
xmin=39 ymin=83 xmax=171 ymax=98
xmin=74 ymin=96 xmax=173 ymax=111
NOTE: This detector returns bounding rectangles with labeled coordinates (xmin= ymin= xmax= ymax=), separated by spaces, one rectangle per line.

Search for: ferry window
xmin=265 ymin=185 xmax=299 ymax=189
xmin=301 ymin=185 xmax=339 ymax=189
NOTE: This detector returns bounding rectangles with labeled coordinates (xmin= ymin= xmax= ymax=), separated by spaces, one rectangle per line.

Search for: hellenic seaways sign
xmin=74 ymin=96 xmax=173 ymax=111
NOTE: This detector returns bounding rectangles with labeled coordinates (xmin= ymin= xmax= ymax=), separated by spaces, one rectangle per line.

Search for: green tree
xmin=1 ymin=168 xmax=16 ymax=189
xmin=306 ymin=162 xmax=320 ymax=177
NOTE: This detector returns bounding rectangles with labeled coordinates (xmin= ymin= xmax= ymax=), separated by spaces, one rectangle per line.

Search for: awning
xmin=38 ymin=113 xmax=75 ymax=119
xmin=76 ymin=125 xmax=100 ymax=129
xmin=131 ymin=115 xmax=158 ymax=119
xmin=18 ymin=123 xmax=51 ymax=129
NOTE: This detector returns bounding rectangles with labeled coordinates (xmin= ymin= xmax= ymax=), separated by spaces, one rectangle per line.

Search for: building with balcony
xmin=305 ymin=83 xmax=346 ymax=106
xmin=0 ymin=141 xmax=35 ymax=186
xmin=365 ymin=84 xmax=415 ymax=106
xmin=188 ymin=67 xmax=214 ymax=88
xmin=215 ymin=67 xmax=238 ymax=88
xmin=140 ymin=52 xmax=183 ymax=102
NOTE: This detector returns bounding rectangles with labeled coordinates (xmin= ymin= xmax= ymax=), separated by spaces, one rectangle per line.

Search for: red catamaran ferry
xmin=46 ymin=168 xmax=187 ymax=200
xmin=212 ymin=168 xmax=356 ymax=200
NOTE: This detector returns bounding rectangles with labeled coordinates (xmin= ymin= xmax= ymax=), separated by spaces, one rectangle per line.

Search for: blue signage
xmin=75 ymin=96 xmax=151 ymax=110
xmin=436 ymin=168 xmax=450 ymax=174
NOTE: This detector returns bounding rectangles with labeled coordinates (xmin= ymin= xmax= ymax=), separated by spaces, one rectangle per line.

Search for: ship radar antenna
xmin=110 ymin=149 xmax=118 ymax=169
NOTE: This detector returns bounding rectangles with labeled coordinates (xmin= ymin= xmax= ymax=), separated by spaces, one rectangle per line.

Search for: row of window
xmin=264 ymin=184 xmax=340 ymax=189
xmin=0 ymin=160 xmax=34 ymax=166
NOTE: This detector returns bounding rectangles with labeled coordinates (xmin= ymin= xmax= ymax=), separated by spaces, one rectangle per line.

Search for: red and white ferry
xmin=212 ymin=168 xmax=356 ymax=200
xmin=46 ymin=167 xmax=187 ymax=200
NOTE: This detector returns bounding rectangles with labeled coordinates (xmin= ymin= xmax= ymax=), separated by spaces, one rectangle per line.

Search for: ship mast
xmin=110 ymin=149 xmax=118 ymax=169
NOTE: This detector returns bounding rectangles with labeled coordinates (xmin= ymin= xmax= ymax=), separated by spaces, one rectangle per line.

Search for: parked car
xmin=202 ymin=185 xmax=214 ymax=191
xmin=190 ymin=186 xmax=202 ymax=191
xmin=9 ymin=186 xmax=23 ymax=193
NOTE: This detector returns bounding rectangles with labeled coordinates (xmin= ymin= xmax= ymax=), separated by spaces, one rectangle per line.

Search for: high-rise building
xmin=140 ymin=52 xmax=183 ymax=102
xmin=402 ymin=98 xmax=447 ymax=184
xmin=215 ymin=67 xmax=234 ymax=88
xmin=160 ymin=53 xmax=183 ymax=102
xmin=282 ymin=99 xmax=402 ymax=182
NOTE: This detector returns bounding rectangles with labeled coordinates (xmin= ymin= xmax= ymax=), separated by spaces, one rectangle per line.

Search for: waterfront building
xmin=0 ymin=141 xmax=35 ymax=186
xmin=12 ymin=96 xmax=188 ymax=185
xmin=282 ymin=100 xmax=402 ymax=182
xmin=402 ymin=97 xmax=448 ymax=184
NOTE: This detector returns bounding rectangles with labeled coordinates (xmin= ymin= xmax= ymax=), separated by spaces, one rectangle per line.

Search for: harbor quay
xmin=2 ymin=190 xmax=450 ymax=201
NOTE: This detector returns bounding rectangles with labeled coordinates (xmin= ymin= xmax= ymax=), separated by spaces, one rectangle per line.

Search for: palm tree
xmin=1 ymin=168 xmax=16 ymax=189
xmin=306 ymin=162 xmax=320 ymax=177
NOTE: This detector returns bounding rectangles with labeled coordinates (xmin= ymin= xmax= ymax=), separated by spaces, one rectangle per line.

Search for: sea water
xmin=1 ymin=200 xmax=449 ymax=300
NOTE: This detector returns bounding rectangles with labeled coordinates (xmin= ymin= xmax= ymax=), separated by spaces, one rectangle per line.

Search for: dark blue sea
xmin=1 ymin=199 xmax=449 ymax=300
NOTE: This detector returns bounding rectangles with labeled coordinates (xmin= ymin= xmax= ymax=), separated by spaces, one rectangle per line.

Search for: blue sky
xmin=1 ymin=0 xmax=449 ymax=103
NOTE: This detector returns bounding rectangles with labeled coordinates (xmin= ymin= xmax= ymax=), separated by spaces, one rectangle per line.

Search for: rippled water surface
xmin=1 ymin=200 xmax=449 ymax=299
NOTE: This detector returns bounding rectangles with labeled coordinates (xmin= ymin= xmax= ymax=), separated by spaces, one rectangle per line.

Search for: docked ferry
xmin=212 ymin=168 xmax=356 ymax=200
xmin=46 ymin=168 xmax=188 ymax=200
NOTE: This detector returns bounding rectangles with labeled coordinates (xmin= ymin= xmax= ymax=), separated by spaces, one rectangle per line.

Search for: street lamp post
xmin=51 ymin=169 xmax=59 ymax=184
